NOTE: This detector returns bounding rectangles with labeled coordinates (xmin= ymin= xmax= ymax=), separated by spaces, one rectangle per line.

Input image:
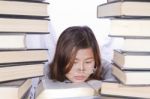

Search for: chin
xmin=71 ymin=79 xmax=86 ymax=83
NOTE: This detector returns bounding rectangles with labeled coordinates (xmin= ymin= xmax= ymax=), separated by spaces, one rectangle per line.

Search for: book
xmin=101 ymin=81 xmax=150 ymax=99
xmin=0 ymin=0 xmax=49 ymax=18
xmin=0 ymin=34 xmax=26 ymax=49
xmin=112 ymin=64 xmax=150 ymax=85
xmin=0 ymin=18 xmax=49 ymax=34
xmin=109 ymin=19 xmax=150 ymax=37
xmin=0 ymin=79 xmax=32 ymax=99
xmin=2 ymin=0 xmax=46 ymax=1
xmin=0 ymin=49 xmax=48 ymax=64
xmin=0 ymin=63 xmax=44 ymax=82
xmin=107 ymin=0 xmax=119 ymax=2
xmin=101 ymin=95 xmax=125 ymax=99
xmin=113 ymin=37 xmax=150 ymax=52
xmin=36 ymin=79 xmax=102 ymax=99
xmin=97 ymin=1 xmax=150 ymax=18
xmin=107 ymin=0 xmax=150 ymax=3
xmin=112 ymin=50 xmax=150 ymax=70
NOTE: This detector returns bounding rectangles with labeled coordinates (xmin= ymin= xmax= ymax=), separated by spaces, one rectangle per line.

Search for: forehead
xmin=75 ymin=48 xmax=94 ymax=59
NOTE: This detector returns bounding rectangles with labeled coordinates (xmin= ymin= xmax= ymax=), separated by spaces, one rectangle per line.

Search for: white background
xmin=27 ymin=0 xmax=120 ymax=62
xmin=48 ymin=0 xmax=117 ymax=61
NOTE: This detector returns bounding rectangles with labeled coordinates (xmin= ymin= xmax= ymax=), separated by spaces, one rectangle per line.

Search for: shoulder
xmin=101 ymin=59 xmax=111 ymax=70
xmin=101 ymin=59 xmax=116 ymax=81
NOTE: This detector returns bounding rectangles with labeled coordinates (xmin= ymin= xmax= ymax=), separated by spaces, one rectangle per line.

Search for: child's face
xmin=65 ymin=48 xmax=95 ymax=83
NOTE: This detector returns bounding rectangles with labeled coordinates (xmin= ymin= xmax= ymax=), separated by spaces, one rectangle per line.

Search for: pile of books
xmin=97 ymin=0 xmax=150 ymax=98
xmin=0 ymin=0 xmax=49 ymax=99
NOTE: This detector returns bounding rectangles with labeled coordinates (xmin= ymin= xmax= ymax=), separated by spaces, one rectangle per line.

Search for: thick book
xmin=0 ymin=18 xmax=49 ymax=34
xmin=112 ymin=64 xmax=150 ymax=85
xmin=113 ymin=37 xmax=150 ymax=52
xmin=107 ymin=0 xmax=149 ymax=2
xmin=109 ymin=19 xmax=150 ymax=37
xmin=0 ymin=63 xmax=44 ymax=82
xmin=112 ymin=50 xmax=150 ymax=70
xmin=0 ymin=34 xmax=26 ymax=49
xmin=0 ymin=79 xmax=32 ymax=99
xmin=0 ymin=49 xmax=48 ymax=64
xmin=97 ymin=1 xmax=150 ymax=18
xmin=107 ymin=0 xmax=150 ymax=3
xmin=0 ymin=0 xmax=49 ymax=18
xmin=36 ymin=79 xmax=101 ymax=99
xmin=101 ymin=81 xmax=150 ymax=99
xmin=101 ymin=95 xmax=125 ymax=99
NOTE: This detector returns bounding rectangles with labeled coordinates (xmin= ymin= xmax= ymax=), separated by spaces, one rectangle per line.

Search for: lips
xmin=74 ymin=76 xmax=85 ymax=80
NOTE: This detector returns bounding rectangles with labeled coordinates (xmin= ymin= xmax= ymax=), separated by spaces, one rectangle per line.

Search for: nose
xmin=78 ymin=62 xmax=85 ymax=72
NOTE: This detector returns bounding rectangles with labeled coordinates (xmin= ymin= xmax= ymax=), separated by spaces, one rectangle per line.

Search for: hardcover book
xmin=112 ymin=64 xmax=150 ymax=85
xmin=112 ymin=37 xmax=150 ymax=52
xmin=107 ymin=0 xmax=150 ymax=3
xmin=109 ymin=19 xmax=150 ymax=37
xmin=0 ymin=18 xmax=49 ymax=33
xmin=0 ymin=63 xmax=44 ymax=82
xmin=36 ymin=79 xmax=102 ymax=99
xmin=97 ymin=1 xmax=150 ymax=18
xmin=0 ymin=0 xmax=49 ymax=18
xmin=0 ymin=79 xmax=32 ymax=99
xmin=101 ymin=81 xmax=150 ymax=99
xmin=0 ymin=34 xmax=26 ymax=49
xmin=112 ymin=50 xmax=150 ymax=70
xmin=0 ymin=49 xmax=48 ymax=64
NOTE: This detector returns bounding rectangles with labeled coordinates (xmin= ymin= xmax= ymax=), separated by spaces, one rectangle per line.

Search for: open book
xmin=36 ymin=78 xmax=102 ymax=99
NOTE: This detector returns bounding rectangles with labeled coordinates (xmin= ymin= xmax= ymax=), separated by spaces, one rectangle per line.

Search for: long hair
xmin=49 ymin=26 xmax=102 ymax=82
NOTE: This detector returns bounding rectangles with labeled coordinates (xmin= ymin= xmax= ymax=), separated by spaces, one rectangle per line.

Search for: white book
xmin=113 ymin=37 xmax=150 ymax=52
xmin=36 ymin=79 xmax=101 ymax=99
xmin=101 ymin=81 xmax=150 ymax=98
xmin=113 ymin=50 xmax=150 ymax=70
xmin=0 ymin=49 xmax=48 ymax=64
xmin=0 ymin=34 xmax=26 ymax=49
xmin=0 ymin=0 xmax=49 ymax=18
xmin=0 ymin=18 xmax=49 ymax=33
xmin=97 ymin=1 xmax=150 ymax=18
xmin=0 ymin=79 xmax=32 ymax=99
xmin=109 ymin=19 xmax=150 ymax=37
xmin=0 ymin=63 xmax=44 ymax=82
xmin=112 ymin=64 xmax=150 ymax=85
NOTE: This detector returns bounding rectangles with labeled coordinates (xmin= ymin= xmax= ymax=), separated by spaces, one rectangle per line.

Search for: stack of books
xmin=97 ymin=0 xmax=150 ymax=99
xmin=0 ymin=0 xmax=49 ymax=99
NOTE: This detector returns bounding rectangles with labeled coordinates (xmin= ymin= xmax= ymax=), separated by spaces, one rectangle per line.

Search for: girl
xmin=49 ymin=26 xmax=114 ymax=83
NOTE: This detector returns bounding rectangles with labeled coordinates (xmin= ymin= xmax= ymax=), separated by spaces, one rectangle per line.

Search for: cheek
xmin=65 ymin=71 xmax=74 ymax=79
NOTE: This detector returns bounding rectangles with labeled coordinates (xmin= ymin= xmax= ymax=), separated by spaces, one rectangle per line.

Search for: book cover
xmin=0 ymin=34 xmax=26 ymax=49
xmin=0 ymin=63 xmax=44 ymax=82
xmin=112 ymin=50 xmax=150 ymax=70
xmin=111 ymin=37 xmax=150 ymax=52
xmin=36 ymin=79 xmax=102 ymax=99
xmin=0 ymin=18 xmax=49 ymax=34
xmin=101 ymin=81 xmax=150 ymax=99
xmin=109 ymin=19 xmax=150 ymax=37
xmin=0 ymin=79 xmax=32 ymax=99
xmin=97 ymin=1 xmax=150 ymax=18
xmin=0 ymin=0 xmax=49 ymax=18
xmin=112 ymin=64 xmax=150 ymax=85
xmin=0 ymin=49 xmax=48 ymax=64
xmin=107 ymin=0 xmax=150 ymax=3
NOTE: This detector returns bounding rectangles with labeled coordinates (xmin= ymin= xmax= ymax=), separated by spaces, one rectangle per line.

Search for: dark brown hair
xmin=49 ymin=26 xmax=102 ymax=82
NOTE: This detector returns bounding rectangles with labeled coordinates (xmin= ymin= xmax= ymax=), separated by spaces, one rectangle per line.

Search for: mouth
xmin=74 ymin=76 xmax=86 ymax=80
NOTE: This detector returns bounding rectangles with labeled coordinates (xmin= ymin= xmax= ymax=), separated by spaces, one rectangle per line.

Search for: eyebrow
xmin=75 ymin=57 xmax=94 ymax=60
